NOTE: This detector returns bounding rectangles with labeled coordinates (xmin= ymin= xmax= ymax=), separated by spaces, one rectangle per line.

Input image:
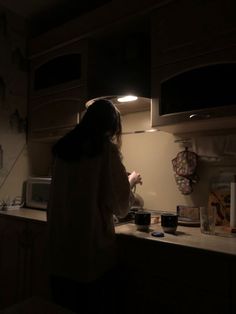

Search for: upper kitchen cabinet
xmin=29 ymin=39 xmax=88 ymax=97
xmin=151 ymin=0 xmax=236 ymax=134
xmin=28 ymin=40 xmax=88 ymax=141
xmin=29 ymin=0 xmax=166 ymax=57
xmin=151 ymin=0 xmax=236 ymax=68
xmin=29 ymin=87 xmax=84 ymax=141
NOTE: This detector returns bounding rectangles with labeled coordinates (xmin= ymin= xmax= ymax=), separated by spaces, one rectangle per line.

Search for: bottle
xmin=230 ymin=175 xmax=236 ymax=230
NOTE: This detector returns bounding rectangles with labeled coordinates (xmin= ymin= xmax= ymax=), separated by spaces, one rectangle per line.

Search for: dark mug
xmin=161 ymin=213 xmax=178 ymax=234
xmin=135 ymin=211 xmax=151 ymax=231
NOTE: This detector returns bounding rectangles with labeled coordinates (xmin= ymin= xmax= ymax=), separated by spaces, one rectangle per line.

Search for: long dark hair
xmin=52 ymin=99 xmax=122 ymax=161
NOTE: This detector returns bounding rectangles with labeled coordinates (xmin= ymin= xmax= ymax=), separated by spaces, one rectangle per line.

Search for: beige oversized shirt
xmin=47 ymin=141 xmax=131 ymax=282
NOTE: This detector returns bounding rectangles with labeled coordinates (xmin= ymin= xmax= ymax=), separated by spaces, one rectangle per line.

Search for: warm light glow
xmin=117 ymin=95 xmax=138 ymax=102
xmin=146 ymin=128 xmax=157 ymax=133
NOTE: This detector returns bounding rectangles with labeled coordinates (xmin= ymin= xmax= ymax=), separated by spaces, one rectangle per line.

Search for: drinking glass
xmin=200 ymin=206 xmax=216 ymax=235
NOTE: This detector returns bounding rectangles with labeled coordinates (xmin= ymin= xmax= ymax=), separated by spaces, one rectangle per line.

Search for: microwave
xmin=25 ymin=177 xmax=51 ymax=210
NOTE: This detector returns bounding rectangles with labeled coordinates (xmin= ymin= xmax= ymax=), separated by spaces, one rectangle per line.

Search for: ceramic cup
xmin=161 ymin=213 xmax=178 ymax=234
xmin=135 ymin=211 xmax=151 ymax=231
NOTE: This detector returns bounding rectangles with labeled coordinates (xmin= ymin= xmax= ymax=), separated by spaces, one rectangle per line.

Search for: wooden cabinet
xmin=117 ymin=235 xmax=232 ymax=314
xmin=29 ymin=221 xmax=49 ymax=300
xmin=29 ymin=86 xmax=84 ymax=141
xmin=151 ymin=0 xmax=236 ymax=134
xmin=29 ymin=40 xmax=88 ymax=97
xmin=231 ymin=265 xmax=236 ymax=313
xmin=0 ymin=217 xmax=25 ymax=308
xmin=29 ymin=40 xmax=88 ymax=141
xmin=29 ymin=16 xmax=152 ymax=141
xmin=151 ymin=0 xmax=236 ymax=68
xmin=0 ymin=216 xmax=49 ymax=309
xmin=151 ymin=46 xmax=236 ymax=134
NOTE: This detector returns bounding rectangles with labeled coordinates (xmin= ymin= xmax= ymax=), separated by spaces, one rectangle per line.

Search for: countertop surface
xmin=1 ymin=208 xmax=236 ymax=257
xmin=0 ymin=208 xmax=47 ymax=222
xmin=115 ymin=222 xmax=236 ymax=257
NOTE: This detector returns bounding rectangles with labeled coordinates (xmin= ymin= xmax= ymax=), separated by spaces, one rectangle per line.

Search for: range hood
xmin=86 ymin=95 xmax=150 ymax=115
xmin=85 ymin=17 xmax=151 ymax=116
xmin=85 ymin=95 xmax=154 ymax=134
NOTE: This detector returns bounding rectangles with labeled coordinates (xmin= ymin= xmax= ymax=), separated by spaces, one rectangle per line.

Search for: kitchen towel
xmin=192 ymin=135 xmax=226 ymax=160
xmin=192 ymin=135 xmax=236 ymax=160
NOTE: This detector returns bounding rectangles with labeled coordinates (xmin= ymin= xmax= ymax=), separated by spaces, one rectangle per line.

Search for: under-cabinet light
xmin=117 ymin=95 xmax=138 ymax=102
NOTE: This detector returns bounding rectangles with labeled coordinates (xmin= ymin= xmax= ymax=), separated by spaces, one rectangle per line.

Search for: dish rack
xmin=0 ymin=196 xmax=24 ymax=211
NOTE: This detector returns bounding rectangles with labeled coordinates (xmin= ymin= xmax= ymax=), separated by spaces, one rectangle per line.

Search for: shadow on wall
xmin=27 ymin=142 xmax=53 ymax=177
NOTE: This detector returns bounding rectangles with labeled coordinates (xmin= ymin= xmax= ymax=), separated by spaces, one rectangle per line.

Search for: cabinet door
xmin=0 ymin=217 xmax=50 ymax=308
xmin=30 ymin=39 xmax=88 ymax=97
xmin=29 ymin=40 xmax=87 ymax=141
xmin=29 ymin=86 xmax=84 ymax=141
xmin=151 ymin=0 xmax=236 ymax=68
xmin=28 ymin=221 xmax=50 ymax=300
xmin=117 ymin=235 xmax=231 ymax=314
xmin=151 ymin=46 xmax=236 ymax=133
xmin=231 ymin=261 xmax=236 ymax=314
xmin=151 ymin=0 xmax=236 ymax=133
xmin=0 ymin=217 xmax=26 ymax=308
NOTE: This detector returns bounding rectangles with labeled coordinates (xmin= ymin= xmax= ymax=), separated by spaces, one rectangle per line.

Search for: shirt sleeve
xmin=106 ymin=143 xmax=131 ymax=218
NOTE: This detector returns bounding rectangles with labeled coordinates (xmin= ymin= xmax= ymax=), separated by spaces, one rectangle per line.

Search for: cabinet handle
xmin=189 ymin=113 xmax=211 ymax=120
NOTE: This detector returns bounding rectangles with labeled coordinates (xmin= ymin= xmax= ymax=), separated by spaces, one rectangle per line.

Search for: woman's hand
xmin=128 ymin=171 xmax=143 ymax=189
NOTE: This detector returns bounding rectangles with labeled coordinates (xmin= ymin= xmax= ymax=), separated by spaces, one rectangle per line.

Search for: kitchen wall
xmin=22 ymin=108 xmax=236 ymax=214
xmin=121 ymin=110 xmax=236 ymax=212
xmin=1 ymin=2 xmax=235 ymax=211
xmin=0 ymin=6 xmax=29 ymax=202
xmin=27 ymin=141 xmax=53 ymax=177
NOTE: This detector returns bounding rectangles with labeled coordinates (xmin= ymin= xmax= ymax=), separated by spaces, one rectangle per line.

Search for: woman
xmin=47 ymin=99 xmax=142 ymax=313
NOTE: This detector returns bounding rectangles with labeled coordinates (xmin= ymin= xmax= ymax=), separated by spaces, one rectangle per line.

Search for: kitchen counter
xmin=1 ymin=208 xmax=236 ymax=257
xmin=116 ymin=223 xmax=236 ymax=314
xmin=116 ymin=222 xmax=236 ymax=257
xmin=0 ymin=208 xmax=47 ymax=222
xmin=0 ymin=296 xmax=75 ymax=314
xmin=0 ymin=209 xmax=234 ymax=314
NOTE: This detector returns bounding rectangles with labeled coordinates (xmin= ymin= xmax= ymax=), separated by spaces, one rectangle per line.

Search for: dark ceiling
xmin=30 ymin=0 xmax=111 ymax=37
xmin=0 ymin=0 xmax=112 ymax=37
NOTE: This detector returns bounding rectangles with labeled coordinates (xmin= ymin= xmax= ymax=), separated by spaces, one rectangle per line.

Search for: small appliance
xmin=25 ymin=177 xmax=51 ymax=210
